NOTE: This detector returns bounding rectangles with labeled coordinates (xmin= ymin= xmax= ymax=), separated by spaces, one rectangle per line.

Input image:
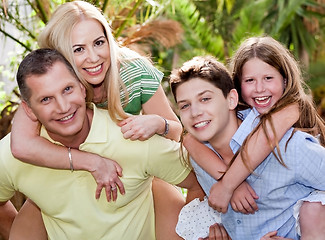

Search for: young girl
xmin=211 ymin=36 xmax=325 ymax=239
xmin=176 ymin=37 xmax=325 ymax=239
xmin=9 ymin=1 xmax=184 ymax=239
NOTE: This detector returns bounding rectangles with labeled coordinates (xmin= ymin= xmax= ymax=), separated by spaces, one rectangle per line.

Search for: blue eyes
xmin=41 ymin=97 xmax=50 ymax=103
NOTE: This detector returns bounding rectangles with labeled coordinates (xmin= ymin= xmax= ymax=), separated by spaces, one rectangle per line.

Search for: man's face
xmin=23 ymin=61 xmax=87 ymax=141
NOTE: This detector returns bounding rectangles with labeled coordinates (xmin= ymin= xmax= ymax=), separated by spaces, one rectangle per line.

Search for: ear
xmin=227 ymin=89 xmax=239 ymax=110
xmin=21 ymin=100 xmax=38 ymax=122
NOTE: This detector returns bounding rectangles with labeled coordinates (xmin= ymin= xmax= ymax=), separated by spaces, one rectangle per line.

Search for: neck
xmin=92 ymin=83 xmax=107 ymax=103
xmin=209 ymin=113 xmax=241 ymax=165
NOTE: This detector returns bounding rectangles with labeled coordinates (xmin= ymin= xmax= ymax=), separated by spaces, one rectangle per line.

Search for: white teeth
xmin=86 ymin=65 xmax=101 ymax=73
xmin=254 ymin=96 xmax=270 ymax=104
xmin=60 ymin=113 xmax=73 ymax=121
xmin=194 ymin=121 xmax=210 ymax=128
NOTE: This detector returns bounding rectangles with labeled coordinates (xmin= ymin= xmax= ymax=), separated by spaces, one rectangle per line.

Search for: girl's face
xmin=71 ymin=19 xmax=111 ymax=87
xmin=241 ymin=57 xmax=285 ymax=114
xmin=176 ymin=78 xmax=236 ymax=144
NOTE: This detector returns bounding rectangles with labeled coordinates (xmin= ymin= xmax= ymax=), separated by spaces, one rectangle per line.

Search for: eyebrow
xmin=177 ymin=89 xmax=213 ymax=104
xmin=72 ymin=36 xmax=106 ymax=48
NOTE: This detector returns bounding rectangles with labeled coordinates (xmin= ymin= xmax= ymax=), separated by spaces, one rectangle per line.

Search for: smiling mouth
xmin=85 ymin=64 xmax=102 ymax=73
xmin=59 ymin=113 xmax=74 ymax=121
xmin=194 ymin=120 xmax=210 ymax=128
xmin=254 ymin=96 xmax=271 ymax=105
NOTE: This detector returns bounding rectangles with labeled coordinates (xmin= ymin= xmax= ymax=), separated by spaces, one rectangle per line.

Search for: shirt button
xmin=237 ymin=220 xmax=241 ymax=224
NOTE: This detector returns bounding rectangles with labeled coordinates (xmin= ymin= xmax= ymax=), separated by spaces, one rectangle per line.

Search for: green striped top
xmin=98 ymin=58 xmax=163 ymax=115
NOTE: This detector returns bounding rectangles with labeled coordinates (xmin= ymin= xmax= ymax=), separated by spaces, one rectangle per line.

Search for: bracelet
xmin=68 ymin=147 xmax=74 ymax=172
xmin=160 ymin=117 xmax=169 ymax=137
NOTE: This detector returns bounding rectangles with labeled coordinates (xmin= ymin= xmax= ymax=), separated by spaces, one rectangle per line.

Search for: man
xmin=0 ymin=49 xmax=203 ymax=240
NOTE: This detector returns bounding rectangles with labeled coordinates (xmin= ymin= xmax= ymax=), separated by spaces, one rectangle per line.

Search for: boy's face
xmin=176 ymin=78 xmax=237 ymax=143
xmin=22 ymin=61 xmax=87 ymax=141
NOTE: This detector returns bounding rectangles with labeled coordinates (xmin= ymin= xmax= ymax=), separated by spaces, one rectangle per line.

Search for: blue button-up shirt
xmin=191 ymin=108 xmax=325 ymax=240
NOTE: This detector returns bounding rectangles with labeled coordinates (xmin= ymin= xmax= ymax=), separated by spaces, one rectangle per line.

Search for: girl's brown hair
xmin=230 ymin=36 xmax=325 ymax=168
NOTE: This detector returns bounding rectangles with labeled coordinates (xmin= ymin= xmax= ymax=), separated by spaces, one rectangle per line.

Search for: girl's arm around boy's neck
xmin=183 ymin=134 xmax=228 ymax=180
xmin=208 ymin=103 xmax=299 ymax=212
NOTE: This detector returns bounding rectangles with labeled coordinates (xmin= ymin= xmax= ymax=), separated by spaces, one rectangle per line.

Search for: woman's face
xmin=240 ymin=57 xmax=285 ymax=114
xmin=71 ymin=19 xmax=111 ymax=88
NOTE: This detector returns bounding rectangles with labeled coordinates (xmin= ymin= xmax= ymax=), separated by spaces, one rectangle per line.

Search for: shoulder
xmin=280 ymin=130 xmax=325 ymax=168
xmin=0 ymin=134 xmax=13 ymax=160
xmin=285 ymin=130 xmax=323 ymax=150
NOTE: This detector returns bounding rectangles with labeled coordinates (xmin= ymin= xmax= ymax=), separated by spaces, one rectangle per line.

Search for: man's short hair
xmin=16 ymin=48 xmax=78 ymax=103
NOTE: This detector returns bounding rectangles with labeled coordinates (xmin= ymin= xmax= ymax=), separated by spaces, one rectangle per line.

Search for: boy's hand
xmin=199 ymin=223 xmax=232 ymax=240
xmin=230 ymin=181 xmax=259 ymax=214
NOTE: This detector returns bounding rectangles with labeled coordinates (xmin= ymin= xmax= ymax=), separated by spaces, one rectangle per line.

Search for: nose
xmin=191 ymin=103 xmax=203 ymax=118
xmin=255 ymin=80 xmax=265 ymax=93
xmin=87 ymin=48 xmax=100 ymax=63
xmin=56 ymin=96 xmax=70 ymax=113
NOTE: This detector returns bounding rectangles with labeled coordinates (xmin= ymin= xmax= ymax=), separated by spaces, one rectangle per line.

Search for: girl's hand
xmin=208 ymin=180 xmax=233 ymax=213
xmin=199 ymin=223 xmax=232 ymax=240
xmin=118 ymin=115 xmax=164 ymax=141
xmin=90 ymin=155 xmax=125 ymax=202
xmin=230 ymin=181 xmax=259 ymax=214
xmin=260 ymin=231 xmax=293 ymax=240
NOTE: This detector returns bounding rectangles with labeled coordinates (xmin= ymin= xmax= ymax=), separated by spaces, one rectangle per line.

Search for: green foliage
xmin=168 ymin=0 xmax=225 ymax=61
xmin=1 ymin=0 xmax=325 ymax=116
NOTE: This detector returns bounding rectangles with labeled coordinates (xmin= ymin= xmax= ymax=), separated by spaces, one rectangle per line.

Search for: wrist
xmin=158 ymin=116 xmax=169 ymax=137
xmin=70 ymin=149 xmax=96 ymax=172
xmin=219 ymin=173 xmax=237 ymax=193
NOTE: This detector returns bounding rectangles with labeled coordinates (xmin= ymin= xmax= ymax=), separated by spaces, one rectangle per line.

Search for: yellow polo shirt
xmin=0 ymin=105 xmax=190 ymax=239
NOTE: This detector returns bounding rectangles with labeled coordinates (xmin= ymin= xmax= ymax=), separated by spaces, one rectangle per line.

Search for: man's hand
xmin=230 ymin=181 xmax=258 ymax=214
xmin=199 ymin=223 xmax=232 ymax=240
xmin=91 ymin=156 xmax=125 ymax=202
xmin=260 ymin=231 xmax=293 ymax=240
xmin=208 ymin=180 xmax=233 ymax=213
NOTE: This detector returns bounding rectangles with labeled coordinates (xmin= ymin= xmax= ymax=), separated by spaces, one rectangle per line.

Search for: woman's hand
xmin=90 ymin=155 xmax=125 ymax=202
xmin=118 ymin=115 xmax=164 ymax=141
xmin=230 ymin=181 xmax=259 ymax=214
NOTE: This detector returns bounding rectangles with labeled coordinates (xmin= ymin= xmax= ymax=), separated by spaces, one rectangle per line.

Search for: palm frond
xmin=120 ymin=19 xmax=183 ymax=48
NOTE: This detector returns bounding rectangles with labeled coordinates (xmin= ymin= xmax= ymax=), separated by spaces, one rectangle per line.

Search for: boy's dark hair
xmin=17 ymin=48 xmax=78 ymax=103
xmin=170 ymin=56 xmax=234 ymax=102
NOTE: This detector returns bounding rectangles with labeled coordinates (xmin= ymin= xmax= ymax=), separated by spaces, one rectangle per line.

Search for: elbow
xmin=10 ymin=140 xmax=24 ymax=159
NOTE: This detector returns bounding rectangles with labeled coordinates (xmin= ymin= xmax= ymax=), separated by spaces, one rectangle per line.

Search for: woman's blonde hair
xmin=230 ymin=36 xmax=325 ymax=168
xmin=38 ymin=0 xmax=145 ymax=121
